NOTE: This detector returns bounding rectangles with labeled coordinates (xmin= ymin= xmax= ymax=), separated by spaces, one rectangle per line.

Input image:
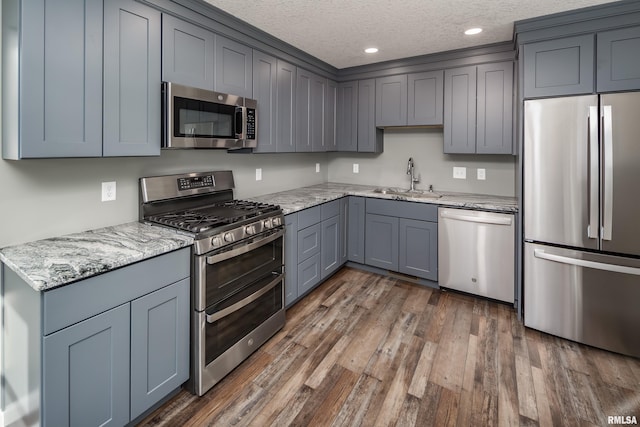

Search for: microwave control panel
xmin=246 ymin=108 xmax=256 ymax=140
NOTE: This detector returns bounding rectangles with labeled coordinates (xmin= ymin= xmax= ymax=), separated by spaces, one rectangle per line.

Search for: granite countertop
xmin=248 ymin=182 xmax=518 ymax=215
xmin=0 ymin=222 xmax=193 ymax=292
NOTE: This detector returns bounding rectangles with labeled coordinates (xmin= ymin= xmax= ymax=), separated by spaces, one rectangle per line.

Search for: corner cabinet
xmin=444 ymin=62 xmax=513 ymax=154
xmin=103 ymin=0 xmax=161 ymax=156
xmin=2 ymin=249 xmax=191 ymax=427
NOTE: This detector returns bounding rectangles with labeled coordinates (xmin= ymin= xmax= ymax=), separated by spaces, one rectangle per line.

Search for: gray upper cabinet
xmin=276 ymin=60 xmax=296 ymax=153
xmin=296 ymin=68 xmax=313 ymax=152
xmin=597 ymin=26 xmax=640 ymax=92
xmin=4 ymin=0 xmax=103 ymax=159
xmin=376 ymin=74 xmax=408 ymax=127
xmin=408 ymin=70 xmax=444 ymax=125
xmin=477 ymin=62 xmax=513 ymax=154
xmin=215 ymin=35 xmax=253 ymax=98
xmin=310 ymin=73 xmax=327 ymax=152
xmin=444 ymin=66 xmax=477 ymax=154
xmin=162 ymin=14 xmax=215 ymax=91
xmin=326 ymin=80 xmax=338 ymax=151
xmin=103 ymin=0 xmax=161 ymax=156
xmin=337 ymin=81 xmax=358 ymax=152
xmin=523 ymin=34 xmax=595 ymax=98
xmin=358 ymin=79 xmax=384 ymax=153
xmin=252 ymin=51 xmax=277 ymax=153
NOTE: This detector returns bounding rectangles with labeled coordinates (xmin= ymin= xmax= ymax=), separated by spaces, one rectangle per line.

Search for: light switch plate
xmin=101 ymin=181 xmax=116 ymax=202
xmin=453 ymin=167 xmax=466 ymax=179
xmin=477 ymin=168 xmax=486 ymax=180
xmin=255 ymin=168 xmax=262 ymax=181
xmin=353 ymin=163 xmax=359 ymax=174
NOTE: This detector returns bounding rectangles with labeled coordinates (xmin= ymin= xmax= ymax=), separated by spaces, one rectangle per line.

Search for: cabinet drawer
xmin=366 ymin=198 xmax=437 ymax=222
xmin=297 ymin=223 xmax=321 ymax=262
xmin=298 ymin=252 xmax=321 ymax=296
xmin=298 ymin=205 xmax=321 ymax=229
xmin=43 ymin=248 xmax=190 ymax=335
xmin=321 ymin=199 xmax=340 ymax=219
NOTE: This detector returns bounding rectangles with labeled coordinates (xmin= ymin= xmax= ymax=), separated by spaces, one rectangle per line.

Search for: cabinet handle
xmin=534 ymin=249 xmax=640 ymax=276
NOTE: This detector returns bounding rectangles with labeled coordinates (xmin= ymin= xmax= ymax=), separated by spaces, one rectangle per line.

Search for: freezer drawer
xmin=438 ymin=208 xmax=515 ymax=303
xmin=524 ymin=242 xmax=640 ymax=358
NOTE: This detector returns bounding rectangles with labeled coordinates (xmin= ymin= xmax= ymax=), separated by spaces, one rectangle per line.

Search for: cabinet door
xmin=321 ymin=216 xmax=340 ymax=279
xmin=20 ymin=0 xmax=103 ymax=158
xmin=296 ymin=68 xmax=313 ymax=152
xmin=376 ymin=75 xmax=408 ymax=126
xmin=130 ymin=279 xmax=190 ymax=420
xmin=298 ymin=253 xmax=321 ymax=296
xmin=340 ymin=198 xmax=349 ymax=265
xmin=597 ymin=26 xmax=640 ymax=92
xmin=162 ymin=14 xmax=215 ymax=91
xmin=523 ymin=35 xmax=594 ymax=98
xmin=43 ymin=304 xmax=130 ymax=427
xmin=365 ymin=214 xmax=398 ymax=271
xmin=276 ymin=60 xmax=296 ymax=152
xmin=215 ymin=35 xmax=253 ymax=98
xmin=476 ymin=62 xmax=513 ymax=154
xmin=252 ymin=51 xmax=277 ymax=153
xmin=408 ymin=70 xmax=444 ymax=125
xmin=298 ymin=223 xmax=321 ymax=262
xmin=103 ymin=0 xmax=161 ymax=156
xmin=311 ymin=74 xmax=327 ymax=152
xmin=337 ymin=81 xmax=358 ymax=151
xmin=444 ymin=66 xmax=477 ymax=154
xmin=348 ymin=196 xmax=366 ymax=263
xmin=398 ymin=219 xmax=438 ymax=281
xmin=326 ymin=79 xmax=338 ymax=151
xmin=358 ymin=79 xmax=383 ymax=153
xmin=284 ymin=213 xmax=299 ymax=307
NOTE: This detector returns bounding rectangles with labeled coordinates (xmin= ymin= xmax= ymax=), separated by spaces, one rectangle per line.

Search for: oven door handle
xmin=206 ymin=228 xmax=284 ymax=265
xmin=206 ymin=273 xmax=283 ymax=323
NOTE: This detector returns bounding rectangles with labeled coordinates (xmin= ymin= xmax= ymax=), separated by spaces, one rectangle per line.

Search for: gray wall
xmin=328 ymin=128 xmax=516 ymax=196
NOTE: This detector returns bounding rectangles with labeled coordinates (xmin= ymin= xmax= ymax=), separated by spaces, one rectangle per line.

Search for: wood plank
xmin=330 ymin=374 xmax=381 ymax=427
xmin=497 ymin=306 xmax=519 ymax=427
xmin=531 ymin=366 xmax=554 ymax=427
xmin=515 ymin=354 xmax=539 ymax=421
xmin=407 ymin=340 xmax=438 ymax=398
xmin=435 ymin=386 xmax=461 ymax=427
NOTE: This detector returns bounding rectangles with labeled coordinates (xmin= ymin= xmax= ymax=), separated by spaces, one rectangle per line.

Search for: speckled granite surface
xmin=0 ymin=222 xmax=193 ymax=291
xmin=248 ymin=182 xmax=518 ymax=215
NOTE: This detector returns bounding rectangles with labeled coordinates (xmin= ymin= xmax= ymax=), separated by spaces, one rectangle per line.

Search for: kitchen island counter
xmin=248 ymin=182 xmax=518 ymax=215
xmin=0 ymin=222 xmax=193 ymax=291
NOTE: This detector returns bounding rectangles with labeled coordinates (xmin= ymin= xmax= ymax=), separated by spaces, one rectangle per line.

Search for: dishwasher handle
xmin=439 ymin=210 xmax=512 ymax=226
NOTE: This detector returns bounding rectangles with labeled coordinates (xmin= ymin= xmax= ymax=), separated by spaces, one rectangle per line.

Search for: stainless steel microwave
xmin=162 ymin=82 xmax=257 ymax=149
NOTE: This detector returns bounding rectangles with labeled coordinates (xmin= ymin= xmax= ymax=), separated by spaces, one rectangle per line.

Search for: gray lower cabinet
xmin=597 ymin=26 xmax=640 ymax=92
xmin=523 ymin=34 xmax=595 ymax=98
xmin=337 ymin=81 xmax=359 ymax=151
xmin=358 ymin=79 xmax=384 ymax=153
xmin=298 ymin=253 xmax=322 ymax=296
xmin=2 ymin=248 xmax=190 ymax=427
xmin=321 ymin=215 xmax=340 ymax=278
xmin=162 ymin=14 xmax=215 ymax=91
xmin=364 ymin=198 xmax=438 ymax=282
xmin=376 ymin=74 xmax=408 ymax=127
xmin=348 ymin=196 xmax=366 ymax=263
xmin=215 ymin=34 xmax=253 ymax=98
xmin=103 ymin=0 xmax=161 ymax=156
xmin=339 ymin=197 xmax=349 ymax=264
xmin=444 ymin=62 xmax=513 ymax=155
xmin=284 ymin=213 xmax=299 ymax=306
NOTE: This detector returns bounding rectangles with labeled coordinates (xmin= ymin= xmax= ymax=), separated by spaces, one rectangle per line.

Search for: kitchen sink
xmin=372 ymin=187 xmax=442 ymax=199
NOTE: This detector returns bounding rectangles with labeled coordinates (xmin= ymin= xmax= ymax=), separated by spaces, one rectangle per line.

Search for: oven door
xmin=194 ymin=228 xmax=284 ymax=311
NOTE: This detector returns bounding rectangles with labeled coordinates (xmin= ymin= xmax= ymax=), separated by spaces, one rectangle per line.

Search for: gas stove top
xmin=139 ymin=170 xmax=284 ymax=254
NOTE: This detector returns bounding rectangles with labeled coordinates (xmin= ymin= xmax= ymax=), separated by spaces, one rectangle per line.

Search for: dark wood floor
xmin=138 ymin=267 xmax=640 ymax=426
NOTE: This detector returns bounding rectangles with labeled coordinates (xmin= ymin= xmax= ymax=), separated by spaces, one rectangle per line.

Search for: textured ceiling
xmin=204 ymin=0 xmax=615 ymax=69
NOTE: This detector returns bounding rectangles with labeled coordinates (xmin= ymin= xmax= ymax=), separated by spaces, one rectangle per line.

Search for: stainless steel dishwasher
xmin=438 ymin=208 xmax=515 ymax=303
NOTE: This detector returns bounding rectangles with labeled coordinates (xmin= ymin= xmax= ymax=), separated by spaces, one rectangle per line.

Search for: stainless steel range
xmin=139 ymin=170 xmax=285 ymax=396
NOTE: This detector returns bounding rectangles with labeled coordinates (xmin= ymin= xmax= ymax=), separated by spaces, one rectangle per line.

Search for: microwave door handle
xmin=235 ymin=106 xmax=247 ymax=140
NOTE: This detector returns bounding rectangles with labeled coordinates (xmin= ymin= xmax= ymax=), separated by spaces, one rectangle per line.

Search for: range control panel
xmin=177 ymin=175 xmax=215 ymax=191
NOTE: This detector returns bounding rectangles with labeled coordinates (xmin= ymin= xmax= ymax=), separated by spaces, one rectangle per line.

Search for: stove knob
xmin=263 ymin=219 xmax=272 ymax=229
xmin=223 ymin=232 xmax=234 ymax=242
xmin=211 ymin=236 xmax=222 ymax=247
xmin=245 ymin=225 xmax=256 ymax=235
xmin=272 ymin=217 xmax=281 ymax=227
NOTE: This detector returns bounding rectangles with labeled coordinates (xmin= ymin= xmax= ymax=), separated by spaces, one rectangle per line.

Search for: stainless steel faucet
xmin=406 ymin=157 xmax=420 ymax=191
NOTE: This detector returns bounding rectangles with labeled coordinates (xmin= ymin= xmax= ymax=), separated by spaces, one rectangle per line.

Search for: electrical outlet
xmin=316 ymin=163 xmax=320 ymax=173
xmin=353 ymin=163 xmax=359 ymax=174
xmin=255 ymin=168 xmax=262 ymax=181
xmin=453 ymin=167 xmax=466 ymax=179
xmin=101 ymin=181 xmax=116 ymax=202
xmin=477 ymin=168 xmax=486 ymax=180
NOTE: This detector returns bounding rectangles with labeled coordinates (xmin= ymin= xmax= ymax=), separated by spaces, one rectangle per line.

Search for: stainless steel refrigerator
xmin=524 ymin=93 xmax=640 ymax=358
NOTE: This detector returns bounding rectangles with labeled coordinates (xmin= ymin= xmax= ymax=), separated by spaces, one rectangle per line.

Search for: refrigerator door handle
xmin=588 ymin=106 xmax=599 ymax=239
xmin=602 ymin=105 xmax=613 ymax=241
xmin=534 ymin=249 xmax=640 ymax=275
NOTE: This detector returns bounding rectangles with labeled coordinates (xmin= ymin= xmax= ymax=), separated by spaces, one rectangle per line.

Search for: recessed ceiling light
xmin=364 ymin=47 xmax=379 ymax=54
xmin=464 ymin=28 xmax=483 ymax=35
